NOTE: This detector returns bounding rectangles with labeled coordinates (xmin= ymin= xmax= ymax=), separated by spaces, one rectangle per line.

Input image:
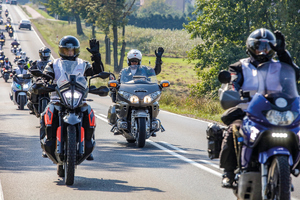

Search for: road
xmin=0 ymin=3 xmax=300 ymax=200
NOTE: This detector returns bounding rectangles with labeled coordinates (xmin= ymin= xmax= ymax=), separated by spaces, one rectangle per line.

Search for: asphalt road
xmin=0 ymin=3 xmax=300 ymax=200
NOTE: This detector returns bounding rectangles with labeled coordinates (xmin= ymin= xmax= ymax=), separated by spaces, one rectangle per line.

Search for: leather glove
xmin=155 ymin=47 xmax=164 ymax=58
xmin=86 ymin=39 xmax=100 ymax=55
xmin=269 ymin=30 xmax=285 ymax=55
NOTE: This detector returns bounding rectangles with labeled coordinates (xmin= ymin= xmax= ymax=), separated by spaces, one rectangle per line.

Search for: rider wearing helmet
xmin=219 ymin=28 xmax=299 ymax=188
xmin=13 ymin=59 xmax=28 ymax=75
xmin=3 ymin=57 xmax=12 ymax=68
xmin=11 ymin=39 xmax=20 ymax=48
xmin=39 ymin=36 xmax=104 ymax=160
xmin=30 ymin=47 xmax=52 ymax=71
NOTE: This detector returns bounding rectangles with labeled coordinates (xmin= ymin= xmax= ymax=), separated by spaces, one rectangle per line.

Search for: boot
xmin=221 ymin=171 xmax=235 ymax=188
xmin=86 ymin=153 xmax=94 ymax=161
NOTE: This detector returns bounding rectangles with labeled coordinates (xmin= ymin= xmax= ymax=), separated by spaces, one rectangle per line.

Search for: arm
xmin=154 ymin=47 xmax=164 ymax=75
xmin=228 ymin=61 xmax=243 ymax=92
xmin=84 ymin=39 xmax=104 ymax=76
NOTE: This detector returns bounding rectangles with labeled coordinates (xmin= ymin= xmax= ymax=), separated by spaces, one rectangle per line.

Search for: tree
xmin=93 ymin=0 xmax=136 ymax=72
xmin=184 ymin=0 xmax=300 ymax=98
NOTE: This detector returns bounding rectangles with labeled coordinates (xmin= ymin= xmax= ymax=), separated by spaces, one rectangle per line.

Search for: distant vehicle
xmin=10 ymin=0 xmax=16 ymax=5
xmin=19 ymin=19 xmax=31 ymax=30
xmin=5 ymin=0 xmax=10 ymax=4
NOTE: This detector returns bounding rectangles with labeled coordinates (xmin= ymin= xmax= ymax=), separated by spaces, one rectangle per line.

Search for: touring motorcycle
xmin=217 ymin=61 xmax=300 ymax=200
xmin=10 ymin=73 xmax=32 ymax=110
xmin=2 ymin=65 xmax=11 ymax=82
xmin=31 ymin=60 xmax=110 ymax=185
xmin=107 ymin=65 xmax=170 ymax=148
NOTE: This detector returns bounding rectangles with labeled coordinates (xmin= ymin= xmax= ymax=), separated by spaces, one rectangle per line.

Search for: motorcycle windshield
xmin=256 ymin=62 xmax=299 ymax=99
xmin=120 ymin=65 xmax=158 ymax=84
xmin=247 ymin=62 xmax=300 ymax=120
xmin=56 ymin=60 xmax=87 ymax=89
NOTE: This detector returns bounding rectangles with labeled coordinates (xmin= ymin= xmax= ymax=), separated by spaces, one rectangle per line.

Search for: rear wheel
xmin=19 ymin=95 xmax=25 ymax=110
xmin=267 ymin=155 xmax=291 ymax=200
xmin=64 ymin=125 xmax=76 ymax=185
xmin=136 ymin=117 xmax=146 ymax=148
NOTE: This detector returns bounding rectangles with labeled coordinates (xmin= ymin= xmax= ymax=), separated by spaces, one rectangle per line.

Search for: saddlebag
xmin=206 ymin=123 xmax=224 ymax=159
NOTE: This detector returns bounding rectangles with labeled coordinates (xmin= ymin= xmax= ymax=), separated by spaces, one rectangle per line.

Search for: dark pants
xmin=219 ymin=119 xmax=242 ymax=172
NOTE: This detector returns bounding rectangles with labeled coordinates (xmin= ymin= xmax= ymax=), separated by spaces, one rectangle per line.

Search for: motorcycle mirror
xmin=218 ymin=70 xmax=231 ymax=84
xmin=96 ymin=72 xmax=111 ymax=79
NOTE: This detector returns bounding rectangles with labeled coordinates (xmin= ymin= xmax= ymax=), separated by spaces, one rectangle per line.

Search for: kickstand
xmin=160 ymin=125 xmax=165 ymax=132
xmin=110 ymin=124 xmax=116 ymax=133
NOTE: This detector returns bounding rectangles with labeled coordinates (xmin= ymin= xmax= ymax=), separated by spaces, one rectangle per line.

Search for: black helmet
xmin=246 ymin=28 xmax=276 ymax=63
xmin=0 ymin=51 xmax=4 ymax=56
xmin=17 ymin=59 xmax=26 ymax=67
xmin=58 ymin=35 xmax=80 ymax=60
xmin=39 ymin=47 xmax=51 ymax=61
xmin=4 ymin=57 xmax=8 ymax=61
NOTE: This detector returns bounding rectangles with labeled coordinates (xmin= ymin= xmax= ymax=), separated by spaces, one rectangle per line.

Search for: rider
xmin=3 ymin=57 xmax=12 ymax=69
xmin=39 ymin=36 xmax=104 ymax=160
xmin=0 ymin=32 xmax=5 ymax=40
xmin=11 ymin=39 xmax=20 ymax=48
xmin=219 ymin=28 xmax=299 ymax=188
xmin=110 ymin=48 xmax=164 ymax=103
xmin=20 ymin=51 xmax=29 ymax=63
xmin=12 ymin=59 xmax=28 ymax=75
xmin=30 ymin=47 xmax=52 ymax=71
xmin=27 ymin=47 xmax=52 ymax=115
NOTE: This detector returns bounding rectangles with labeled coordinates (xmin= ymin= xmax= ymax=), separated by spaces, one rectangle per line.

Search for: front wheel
xmin=136 ymin=117 xmax=146 ymax=148
xmin=19 ymin=95 xmax=26 ymax=110
xmin=267 ymin=155 xmax=291 ymax=200
xmin=64 ymin=125 xmax=77 ymax=185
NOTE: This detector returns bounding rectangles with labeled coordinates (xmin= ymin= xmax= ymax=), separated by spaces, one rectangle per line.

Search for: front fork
xmin=131 ymin=110 xmax=151 ymax=138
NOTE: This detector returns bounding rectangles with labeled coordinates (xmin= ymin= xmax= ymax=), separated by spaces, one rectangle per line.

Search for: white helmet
xmin=21 ymin=51 xmax=26 ymax=58
xmin=127 ymin=49 xmax=142 ymax=65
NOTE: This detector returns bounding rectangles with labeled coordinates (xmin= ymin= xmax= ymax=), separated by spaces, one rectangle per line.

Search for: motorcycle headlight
xmin=143 ymin=95 xmax=152 ymax=104
xmin=119 ymin=90 xmax=139 ymax=103
xmin=266 ymin=110 xmax=298 ymax=126
xmin=63 ymin=90 xmax=82 ymax=107
xmin=23 ymin=83 xmax=30 ymax=89
xmin=130 ymin=95 xmax=139 ymax=104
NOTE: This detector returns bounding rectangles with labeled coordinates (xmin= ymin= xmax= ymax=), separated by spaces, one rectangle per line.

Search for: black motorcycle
xmin=107 ymin=65 xmax=170 ymax=147
xmin=2 ymin=66 xmax=11 ymax=82
xmin=31 ymin=60 xmax=110 ymax=185
xmin=8 ymin=28 xmax=13 ymax=38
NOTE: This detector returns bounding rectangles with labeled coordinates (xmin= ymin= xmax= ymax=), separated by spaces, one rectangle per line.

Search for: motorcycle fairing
xmin=44 ymin=107 xmax=53 ymax=126
xmin=258 ymin=147 xmax=293 ymax=165
xmin=56 ymin=126 xmax=61 ymax=142
xmin=88 ymin=110 xmax=96 ymax=127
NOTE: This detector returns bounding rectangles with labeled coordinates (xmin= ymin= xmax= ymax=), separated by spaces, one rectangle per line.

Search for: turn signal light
xmin=109 ymin=82 xmax=117 ymax=87
xmin=162 ymin=82 xmax=169 ymax=87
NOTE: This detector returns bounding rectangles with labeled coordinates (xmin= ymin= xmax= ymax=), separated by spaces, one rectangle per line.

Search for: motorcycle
xmin=5 ymin=11 xmax=8 ymax=18
xmin=31 ymin=60 xmax=110 ymax=185
xmin=0 ymin=38 xmax=5 ymax=49
xmin=2 ymin=66 xmax=11 ymax=82
xmin=217 ymin=61 xmax=300 ymax=200
xmin=10 ymin=73 xmax=32 ymax=110
xmin=11 ymin=45 xmax=19 ymax=54
xmin=107 ymin=65 xmax=170 ymax=148
xmin=8 ymin=28 xmax=13 ymax=38
xmin=27 ymin=69 xmax=50 ymax=118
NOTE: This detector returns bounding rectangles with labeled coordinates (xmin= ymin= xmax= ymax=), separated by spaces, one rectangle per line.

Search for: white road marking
xmin=0 ymin=180 xmax=4 ymax=200
xmin=159 ymin=141 xmax=188 ymax=154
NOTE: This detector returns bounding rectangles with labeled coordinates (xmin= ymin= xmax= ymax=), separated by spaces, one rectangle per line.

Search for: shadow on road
xmin=55 ymin=176 xmax=164 ymax=193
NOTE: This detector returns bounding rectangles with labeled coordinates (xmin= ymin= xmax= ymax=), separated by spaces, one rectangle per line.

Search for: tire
xmin=267 ymin=155 xmax=291 ymax=200
xmin=136 ymin=117 xmax=146 ymax=148
xmin=41 ymin=99 xmax=48 ymax=114
xmin=19 ymin=95 xmax=25 ymax=110
xmin=57 ymin=165 xmax=64 ymax=177
xmin=64 ymin=125 xmax=77 ymax=185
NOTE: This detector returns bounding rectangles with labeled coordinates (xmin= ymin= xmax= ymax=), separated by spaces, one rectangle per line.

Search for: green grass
xmin=28 ymin=3 xmax=55 ymax=19
xmin=30 ymin=14 xmax=224 ymax=123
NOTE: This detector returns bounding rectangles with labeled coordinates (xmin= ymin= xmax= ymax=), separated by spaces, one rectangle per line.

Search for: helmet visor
xmin=42 ymin=52 xmax=51 ymax=57
xmin=248 ymin=38 xmax=273 ymax=56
